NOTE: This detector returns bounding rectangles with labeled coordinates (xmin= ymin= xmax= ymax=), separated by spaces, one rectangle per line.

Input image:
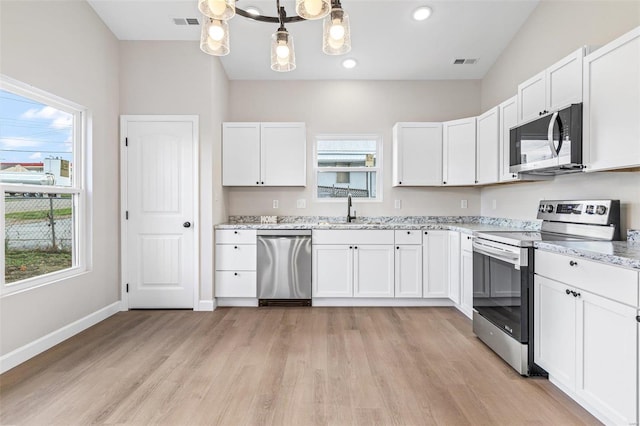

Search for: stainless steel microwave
xmin=509 ymin=103 xmax=583 ymax=175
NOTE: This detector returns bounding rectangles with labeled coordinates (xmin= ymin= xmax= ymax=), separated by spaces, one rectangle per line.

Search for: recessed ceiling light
xmin=342 ymin=58 xmax=357 ymax=69
xmin=413 ymin=6 xmax=432 ymax=21
xmin=245 ymin=6 xmax=261 ymax=16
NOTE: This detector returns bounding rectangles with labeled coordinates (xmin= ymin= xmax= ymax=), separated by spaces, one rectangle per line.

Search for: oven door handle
xmin=473 ymin=242 xmax=521 ymax=268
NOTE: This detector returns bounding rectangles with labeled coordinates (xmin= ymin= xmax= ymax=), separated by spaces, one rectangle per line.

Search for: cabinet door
xmin=448 ymin=232 xmax=461 ymax=304
xmin=442 ymin=117 xmax=476 ymax=186
xmin=260 ymin=122 xmax=306 ymax=186
xmin=584 ymin=27 xmax=640 ymax=172
xmin=534 ymin=275 xmax=576 ymax=389
xmin=476 ymin=107 xmax=499 ymax=185
xmin=222 ymin=123 xmax=261 ymax=186
xmin=312 ymin=245 xmax=352 ymax=297
xmin=460 ymin=249 xmax=473 ymax=318
xmin=517 ymin=70 xmax=546 ymax=123
xmin=547 ymin=47 xmax=584 ymax=111
xmin=576 ymin=291 xmax=638 ymax=425
xmin=498 ymin=96 xmax=519 ymax=182
xmin=354 ymin=245 xmax=394 ymax=298
xmin=395 ymin=245 xmax=423 ymax=298
xmin=423 ymin=231 xmax=449 ymax=298
xmin=393 ymin=123 xmax=442 ymax=186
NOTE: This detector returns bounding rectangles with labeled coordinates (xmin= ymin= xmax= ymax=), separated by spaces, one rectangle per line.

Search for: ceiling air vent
xmin=173 ymin=18 xmax=200 ymax=26
xmin=453 ymin=58 xmax=479 ymax=65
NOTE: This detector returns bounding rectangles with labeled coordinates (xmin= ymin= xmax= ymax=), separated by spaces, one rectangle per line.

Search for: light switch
xmin=272 ymin=200 xmax=279 ymax=209
xmin=394 ymin=199 xmax=402 ymax=209
xmin=297 ymin=199 xmax=306 ymax=209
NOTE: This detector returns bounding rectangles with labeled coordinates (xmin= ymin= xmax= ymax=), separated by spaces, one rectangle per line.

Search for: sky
xmin=0 ymin=89 xmax=73 ymax=165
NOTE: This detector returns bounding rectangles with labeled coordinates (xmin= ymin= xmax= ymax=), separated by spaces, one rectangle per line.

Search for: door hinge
xmin=125 ymin=137 xmax=128 ymax=147
xmin=125 ymin=211 xmax=128 ymax=220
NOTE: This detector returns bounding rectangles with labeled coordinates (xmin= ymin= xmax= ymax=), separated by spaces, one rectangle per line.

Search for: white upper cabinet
xmin=498 ymin=96 xmax=519 ymax=182
xmin=222 ymin=122 xmax=306 ymax=186
xmin=518 ymin=47 xmax=586 ymax=123
xmin=443 ymin=117 xmax=476 ymax=186
xmin=392 ymin=122 xmax=443 ymax=186
xmin=475 ymin=107 xmax=500 ymax=185
xmin=583 ymin=26 xmax=640 ymax=172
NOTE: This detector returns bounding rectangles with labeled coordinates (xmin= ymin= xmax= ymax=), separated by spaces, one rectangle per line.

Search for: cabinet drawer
xmin=461 ymin=233 xmax=474 ymax=252
xmin=215 ymin=271 xmax=256 ymax=297
xmin=535 ymin=250 xmax=638 ymax=306
xmin=215 ymin=229 xmax=257 ymax=244
xmin=312 ymin=230 xmax=394 ymax=245
xmin=394 ymin=229 xmax=422 ymax=245
xmin=215 ymin=244 xmax=257 ymax=270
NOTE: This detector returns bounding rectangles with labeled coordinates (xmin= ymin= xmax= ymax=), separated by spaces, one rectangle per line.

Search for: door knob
xmin=183 ymin=222 xmax=192 ymax=228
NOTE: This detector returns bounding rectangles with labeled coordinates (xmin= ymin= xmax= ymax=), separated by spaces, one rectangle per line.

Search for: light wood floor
xmin=1 ymin=307 xmax=599 ymax=425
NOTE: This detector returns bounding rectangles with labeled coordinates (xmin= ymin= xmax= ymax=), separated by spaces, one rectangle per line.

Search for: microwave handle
xmin=547 ymin=111 xmax=561 ymax=157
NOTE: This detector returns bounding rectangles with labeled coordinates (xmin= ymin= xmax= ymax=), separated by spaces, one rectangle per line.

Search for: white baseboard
xmin=312 ymin=298 xmax=455 ymax=307
xmin=455 ymin=303 xmax=473 ymax=319
xmin=0 ymin=301 xmax=121 ymax=374
xmin=217 ymin=298 xmax=259 ymax=307
xmin=196 ymin=299 xmax=216 ymax=311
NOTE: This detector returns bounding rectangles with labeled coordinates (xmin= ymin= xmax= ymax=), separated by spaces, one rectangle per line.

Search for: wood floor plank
xmin=0 ymin=307 xmax=601 ymax=426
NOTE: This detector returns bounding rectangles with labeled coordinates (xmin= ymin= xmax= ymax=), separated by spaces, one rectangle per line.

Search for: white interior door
xmin=122 ymin=116 xmax=198 ymax=309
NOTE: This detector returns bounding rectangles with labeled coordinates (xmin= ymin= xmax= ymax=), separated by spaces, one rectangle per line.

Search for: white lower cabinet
xmin=312 ymin=245 xmax=353 ymax=297
xmin=535 ymin=250 xmax=640 ymax=426
xmin=395 ymin=231 xmax=423 ymax=298
xmin=422 ymin=230 xmax=449 ymax=298
xmin=312 ymin=230 xmax=395 ymax=298
xmin=214 ymin=230 xmax=257 ymax=298
xmin=354 ymin=245 xmax=395 ymax=298
xmin=460 ymin=243 xmax=474 ymax=318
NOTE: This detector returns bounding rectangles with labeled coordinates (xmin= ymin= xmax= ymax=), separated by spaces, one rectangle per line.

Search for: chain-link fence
xmin=4 ymin=194 xmax=73 ymax=251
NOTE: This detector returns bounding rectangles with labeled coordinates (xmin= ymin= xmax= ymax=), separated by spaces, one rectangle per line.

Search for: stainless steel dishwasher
xmin=257 ymin=230 xmax=312 ymax=306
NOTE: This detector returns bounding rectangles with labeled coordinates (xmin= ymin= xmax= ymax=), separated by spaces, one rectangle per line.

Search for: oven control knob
xmin=596 ymin=205 xmax=607 ymax=215
xmin=544 ymin=204 xmax=554 ymax=213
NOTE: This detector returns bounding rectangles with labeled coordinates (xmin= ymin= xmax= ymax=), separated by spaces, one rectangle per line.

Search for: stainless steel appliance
xmin=510 ymin=103 xmax=583 ymax=175
xmin=472 ymin=199 xmax=620 ymax=375
xmin=257 ymin=230 xmax=312 ymax=307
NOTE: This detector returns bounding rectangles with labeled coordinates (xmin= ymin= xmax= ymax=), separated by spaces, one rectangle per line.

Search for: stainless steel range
xmin=472 ymin=199 xmax=620 ymax=376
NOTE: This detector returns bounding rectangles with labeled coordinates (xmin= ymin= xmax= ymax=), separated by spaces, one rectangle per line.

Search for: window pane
xmin=317 ymin=171 xmax=377 ymax=198
xmin=317 ymin=139 xmax=377 ymax=168
xmin=4 ymin=191 xmax=75 ymax=283
xmin=0 ymin=89 xmax=74 ymax=187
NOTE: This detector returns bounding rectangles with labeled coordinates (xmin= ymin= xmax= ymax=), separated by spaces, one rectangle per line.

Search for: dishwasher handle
xmin=256 ymin=229 xmax=311 ymax=236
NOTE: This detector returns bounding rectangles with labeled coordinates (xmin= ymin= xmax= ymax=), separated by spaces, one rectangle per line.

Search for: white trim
xmin=196 ymin=299 xmax=216 ymax=311
xmin=311 ymin=298 xmax=454 ymax=307
xmin=0 ymin=301 xmax=120 ymax=374
xmin=455 ymin=303 xmax=473 ymax=319
xmin=313 ymin=133 xmax=383 ymax=203
xmin=217 ymin=298 xmax=259 ymax=307
xmin=119 ymin=115 xmax=200 ymax=310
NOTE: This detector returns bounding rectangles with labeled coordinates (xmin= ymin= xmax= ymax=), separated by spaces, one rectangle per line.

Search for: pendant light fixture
xmin=198 ymin=0 xmax=352 ymax=71
xmin=322 ymin=0 xmax=351 ymax=55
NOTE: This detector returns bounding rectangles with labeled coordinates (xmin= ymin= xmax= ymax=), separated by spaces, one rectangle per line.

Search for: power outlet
xmin=296 ymin=199 xmax=306 ymax=209
xmin=394 ymin=199 xmax=402 ymax=209
xmin=272 ymin=200 xmax=279 ymax=209
xmin=461 ymin=199 xmax=468 ymax=209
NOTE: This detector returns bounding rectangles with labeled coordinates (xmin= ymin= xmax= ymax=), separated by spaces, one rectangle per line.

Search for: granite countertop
xmin=534 ymin=241 xmax=640 ymax=271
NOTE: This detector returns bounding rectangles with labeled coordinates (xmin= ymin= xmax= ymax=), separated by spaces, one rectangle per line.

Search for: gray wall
xmin=227 ymin=80 xmax=483 ymax=217
xmin=479 ymin=0 xmax=640 ymax=232
xmin=119 ymin=41 xmax=230 ymax=304
xmin=0 ymin=1 xmax=120 ymax=355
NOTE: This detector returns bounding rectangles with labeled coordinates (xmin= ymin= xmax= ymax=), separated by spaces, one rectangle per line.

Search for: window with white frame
xmin=315 ymin=134 xmax=382 ymax=200
xmin=1 ymin=76 xmax=87 ymax=293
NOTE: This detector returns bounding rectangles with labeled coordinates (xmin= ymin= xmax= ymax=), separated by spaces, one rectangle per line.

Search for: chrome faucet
xmin=346 ymin=193 xmax=356 ymax=223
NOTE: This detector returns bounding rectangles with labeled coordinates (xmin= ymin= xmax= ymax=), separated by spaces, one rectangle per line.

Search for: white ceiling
xmin=87 ymin=0 xmax=539 ymax=80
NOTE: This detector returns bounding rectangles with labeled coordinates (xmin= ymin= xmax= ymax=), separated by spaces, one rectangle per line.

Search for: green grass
xmin=5 ymin=208 xmax=72 ymax=221
xmin=5 ymin=249 xmax=72 ymax=283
